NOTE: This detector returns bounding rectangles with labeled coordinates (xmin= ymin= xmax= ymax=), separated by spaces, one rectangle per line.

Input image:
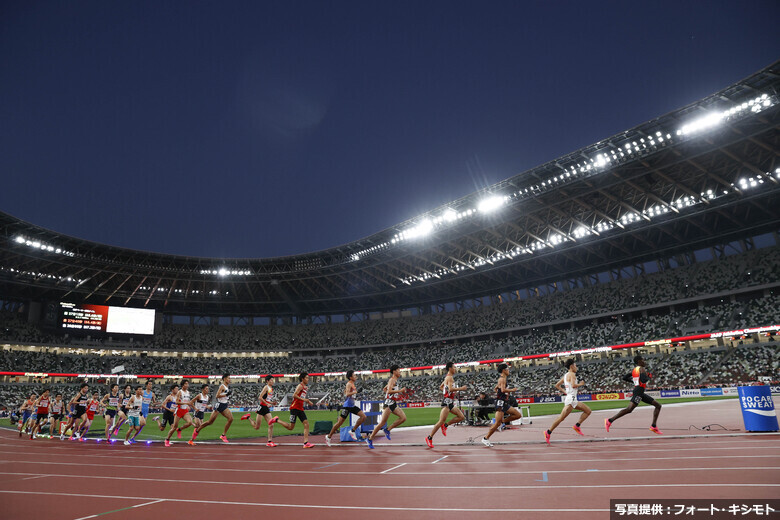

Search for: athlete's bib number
xmin=496 ymin=400 xmax=504 ymax=408
xmin=443 ymin=398 xmax=454 ymax=406
xmin=383 ymin=398 xmax=395 ymax=407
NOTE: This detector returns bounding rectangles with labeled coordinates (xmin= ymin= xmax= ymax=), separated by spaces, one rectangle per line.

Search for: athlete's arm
xmin=345 ymin=382 xmax=357 ymax=397
xmin=216 ymin=385 xmax=227 ymax=400
xmin=554 ymin=377 xmax=565 ymax=394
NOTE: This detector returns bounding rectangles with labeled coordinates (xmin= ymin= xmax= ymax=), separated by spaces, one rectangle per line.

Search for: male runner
xmin=366 ymin=365 xmax=408 ymax=449
xmin=75 ymin=391 xmax=101 ymax=441
xmin=605 ymin=355 xmax=663 ymax=434
xmin=48 ymin=393 xmax=66 ymax=439
xmin=132 ymin=380 xmax=156 ymax=440
xmin=153 ymin=384 xmax=179 ymax=431
xmin=241 ymin=375 xmax=286 ymax=447
xmin=165 ymin=380 xmax=194 ymax=447
xmin=101 ymin=384 xmax=122 ymax=441
xmin=18 ymin=392 xmax=36 ymax=437
xmin=482 ymin=363 xmax=522 ymax=447
xmin=110 ymin=385 xmax=133 ymax=438
xmin=325 ymin=370 xmax=367 ymax=446
xmin=124 ymin=386 xmax=145 ymax=445
xmin=188 ymin=384 xmax=210 ymax=446
xmin=545 ymin=358 xmax=592 ymax=444
xmin=29 ymin=389 xmax=51 ymax=439
xmin=275 ymin=372 xmax=316 ymax=448
xmin=192 ymin=373 xmax=234 ymax=443
xmin=426 ymin=361 xmax=468 ymax=448
xmin=61 ymin=383 xmax=89 ymax=440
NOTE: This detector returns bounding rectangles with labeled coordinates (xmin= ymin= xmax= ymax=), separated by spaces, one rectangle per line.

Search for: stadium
xmin=1 ymin=30 xmax=779 ymax=520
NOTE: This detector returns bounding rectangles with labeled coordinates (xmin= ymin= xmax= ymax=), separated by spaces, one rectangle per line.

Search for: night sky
xmin=1 ymin=1 xmax=778 ymax=259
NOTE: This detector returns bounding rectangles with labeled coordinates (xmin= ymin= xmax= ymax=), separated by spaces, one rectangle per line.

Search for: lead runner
xmin=366 ymin=365 xmax=408 ymax=449
xmin=545 ymin=358 xmax=592 ymax=444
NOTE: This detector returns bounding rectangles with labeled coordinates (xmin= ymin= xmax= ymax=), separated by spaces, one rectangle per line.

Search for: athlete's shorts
xmin=35 ymin=413 xmax=48 ymax=424
xmin=494 ymin=399 xmax=510 ymax=414
xmin=120 ymin=407 xmax=129 ymax=415
xmin=176 ymin=408 xmax=190 ymax=419
xmin=258 ymin=406 xmax=271 ymax=416
xmin=127 ymin=415 xmax=141 ymax=427
xmin=383 ymin=398 xmax=398 ymax=412
xmin=339 ymin=405 xmax=361 ymax=418
xmin=142 ymin=408 xmax=149 ymax=418
xmin=289 ymin=409 xmax=307 ymax=423
xmin=441 ymin=398 xmax=455 ymax=411
xmin=51 ymin=413 xmax=63 ymax=421
xmin=630 ymin=389 xmax=655 ymax=406
xmin=86 ymin=412 xmax=95 ymax=421
xmin=105 ymin=409 xmax=117 ymax=419
xmin=21 ymin=411 xmax=32 ymax=422
xmin=215 ymin=402 xmax=229 ymax=413
xmin=194 ymin=411 xmax=205 ymax=420
xmin=73 ymin=408 xmax=87 ymax=419
xmin=564 ymin=396 xmax=579 ymax=407
xmin=162 ymin=409 xmax=175 ymax=427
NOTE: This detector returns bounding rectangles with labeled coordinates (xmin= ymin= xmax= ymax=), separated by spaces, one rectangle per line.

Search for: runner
xmin=100 ymin=384 xmax=122 ymax=441
xmin=544 ymin=358 xmax=592 ymax=444
xmin=165 ymin=380 xmax=194 ymax=447
xmin=29 ymin=388 xmax=51 ymax=439
xmin=482 ymin=363 xmax=521 ymax=447
xmin=48 ymin=393 xmax=66 ymax=439
xmin=124 ymin=386 xmax=146 ymax=445
xmin=325 ymin=370 xmax=367 ymax=446
xmin=274 ymin=372 xmax=316 ymax=448
xmin=605 ymin=355 xmax=663 ymax=434
xmin=425 ymin=361 xmax=468 ymax=448
xmin=75 ymin=391 xmax=101 ymax=441
xmin=61 ymin=383 xmax=89 ymax=441
xmin=241 ymin=375 xmax=287 ymax=447
xmin=366 ymin=365 xmax=408 ymax=449
xmin=110 ymin=384 xmax=133 ymax=438
xmin=191 ymin=374 xmax=234 ymax=443
xmin=131 ymin=380 xmax=156 ymax=441
xmin=188 ymin=384 xmax=210 ymax=446
xmin=153 ymin=384 xmax=179 ymax=432
xmin=17 ymin=392 xmax=36 ymax=437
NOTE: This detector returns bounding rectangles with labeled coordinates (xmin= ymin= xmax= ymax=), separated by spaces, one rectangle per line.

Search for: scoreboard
xmin=59 ymin=302 xmax=155 ymax=335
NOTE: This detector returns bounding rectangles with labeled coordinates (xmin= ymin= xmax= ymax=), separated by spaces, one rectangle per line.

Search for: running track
xmin=1 ymin=408 xmax=778 ymax=519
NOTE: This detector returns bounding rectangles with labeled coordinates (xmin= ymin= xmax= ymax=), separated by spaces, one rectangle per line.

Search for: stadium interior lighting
xmin=13 ymin=235 xmax=74 ymax=257
xmin=477 ymin=195 xmax=506 ymax=213
xmin=443 ymin=208 xmax=458 ymax=222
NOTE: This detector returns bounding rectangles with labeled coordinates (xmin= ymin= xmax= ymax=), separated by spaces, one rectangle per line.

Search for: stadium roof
xmin=2 ymin=61 xmax=779 ymax=318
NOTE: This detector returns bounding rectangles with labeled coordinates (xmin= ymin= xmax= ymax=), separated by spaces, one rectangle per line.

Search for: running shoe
xmin=325 ymin=434 xmax=332 ymax=447
xmin=192 ymin=429 xmax=199 ymax=441
xmin=498 ymin=424 xmax=505 ymax=432
xmin=649 ymin=426 xmax=663 ymax=435
xmin=74 ymin=432 xmax=81 ymax=439
xmin=383 ymin=427 xmax=391 ymax=440
xmin=60 ymin=434 xmax=65 ymax=441
xmin=188 ymin=440 xmax=196 ymax=446
xmin=441 ymin=423 xmax=448 ymax=437
xmin=303 ymin=442 xmax=314 ymax=449
xmin=176 ymin=428 xmax=182 ymax=439
xmin=366 ymin=439 xmax=374 ymax=449
xmin=425 ymin=436 xmax=434 ymax=448
xmin=544 ymin=430 xmax=551 ymax=445
xmin=79 ymin=437 xmax=86 ymax=442
xmin=123 ymin=440 xmax=131 ymax=446
xmin=266 ymin=441 xmax=277 ymax=447
xmin=572 ymin=425 xmax=584 ymax=436
xmin=349 ymin=429 xmax=358 ymax=441
xmin=268 ymin=416 xmax=279 ymax=425
xmin=604 ymin=418 xmax=611 ymax=433
xmin=240 ymin=413 xmax=251 ymax=421
xmin=481 ymin=437 xmax=493 ymax=447
xmin=164 ymin=439 xmax=171 ymax=447
xmin=220 ymin=434 xmax=230 ymax=444
xmin=151 ymin=416 xmax=160 ymax=423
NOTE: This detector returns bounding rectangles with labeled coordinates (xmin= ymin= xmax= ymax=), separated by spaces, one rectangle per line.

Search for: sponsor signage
xmin=645 ymin=390 xmax=661 ymax=399
xmin=406 ymin=402 xmax=425 ymax=408
xmin=577 ymin=394 xmax=593 ymax=401
xmin=700 ymin=387 xmax=723 ymax=396
xmin=771 ymin=386 xmax=780 ymax=395
xmin=516 ymin=397 xmax=534 ymax=404
xmin=660 ymin=390 xmax=680 ymax=398
xmin=534 ymin=396 xmax=561 ymax=403
xmin=680 ymin=389 xmax=701 ymax=397
xmin=595 ymin=393 xmax=622 ymax=401
xmin=722 ymin=386 xmax=739 ymax=395
xmin=738 ymin=386 xmax=779 ymax=431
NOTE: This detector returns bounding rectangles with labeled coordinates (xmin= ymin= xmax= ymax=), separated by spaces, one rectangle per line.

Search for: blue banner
xmin=534 ymin=395 xmax=561 ymax=403
xmin=660 ymin=390 xmax=680 ymax=398
xmin=700 ymin=387 xmax=723 ymax=396
xmin=738 ymin=386 xmax=778 ymax=432
xmin=577 ymin=394 xmax=593 ymax=401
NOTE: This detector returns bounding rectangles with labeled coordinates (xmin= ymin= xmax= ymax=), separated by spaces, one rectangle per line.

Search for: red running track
xmin=0 ymin=427 xmax=778 ymax=520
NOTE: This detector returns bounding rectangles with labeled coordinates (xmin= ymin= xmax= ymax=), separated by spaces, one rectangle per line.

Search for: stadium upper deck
xmin=1 ymin=62 xmax=779 ymax=317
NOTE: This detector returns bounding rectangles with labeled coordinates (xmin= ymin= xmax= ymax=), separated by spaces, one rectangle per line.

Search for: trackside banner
xmin=534 ymin=395 xmax=561 ymax=403
xmin=660 ymin=390 xmax=680 ymax=398
xmin=701 ymin=387 xmax=723 ymax=396
xmin=738 ymin=386 xmax=778 ymax=431
xmin=680 ymin=389 xmax=701 ymax=397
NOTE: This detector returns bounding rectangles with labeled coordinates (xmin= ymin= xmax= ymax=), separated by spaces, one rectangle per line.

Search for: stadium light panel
xmin=478 ymin=196 xmax=506 ymax=213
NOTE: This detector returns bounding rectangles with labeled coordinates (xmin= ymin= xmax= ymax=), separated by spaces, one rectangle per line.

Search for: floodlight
xmin=478 ymin=196 xmax=505 ymax=213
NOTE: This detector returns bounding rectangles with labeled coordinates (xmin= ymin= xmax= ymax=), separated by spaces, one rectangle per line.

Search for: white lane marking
xmin=1 ymin=468 xmax=777 ymax=489
xmin=432 ymin=455 xmax=449 ymax=464
xmin=381 ymin=463 xmax=407 ymax=474
xmin=72 ymin=499 xmax=164 ymax=520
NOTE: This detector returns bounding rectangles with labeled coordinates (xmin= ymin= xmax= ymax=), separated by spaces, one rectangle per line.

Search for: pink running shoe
xmin=164 ymin=440 xmax=171 ymax=447
xmin=188 ymin=440 xmax=196 ymax=446
xmin=604 ymin=418 xmax=611 ymax=433
xmin=303 ymin=442 xmax=314 ymax=448
xmin=240 ymin=413 xmax=251 ymax=421
xmin=268 ymin=416 xmax=279 ymax=425
xmin=176 ymin=428 xmax=182 ymax=439
xmin=266 ymin=441 xmax=277 ymax=447
xmin=220 ymin=434 xmax=230 ymax=443
xmin=544 ymin=430 xmax=551 ymax=445
xmin=425 ymin=436 xmax=433 ymax=448
xmin=649 ymin=426 xmax=663 ymax=435
xmin=572 ymin=425 xmax=584 ymax=436
xmin=441 ymin=423 xmax=448 ymax=437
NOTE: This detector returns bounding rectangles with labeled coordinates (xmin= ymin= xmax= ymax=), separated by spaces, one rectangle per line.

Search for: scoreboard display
xmin=59 ymin=302 xmax=155 ymax=335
